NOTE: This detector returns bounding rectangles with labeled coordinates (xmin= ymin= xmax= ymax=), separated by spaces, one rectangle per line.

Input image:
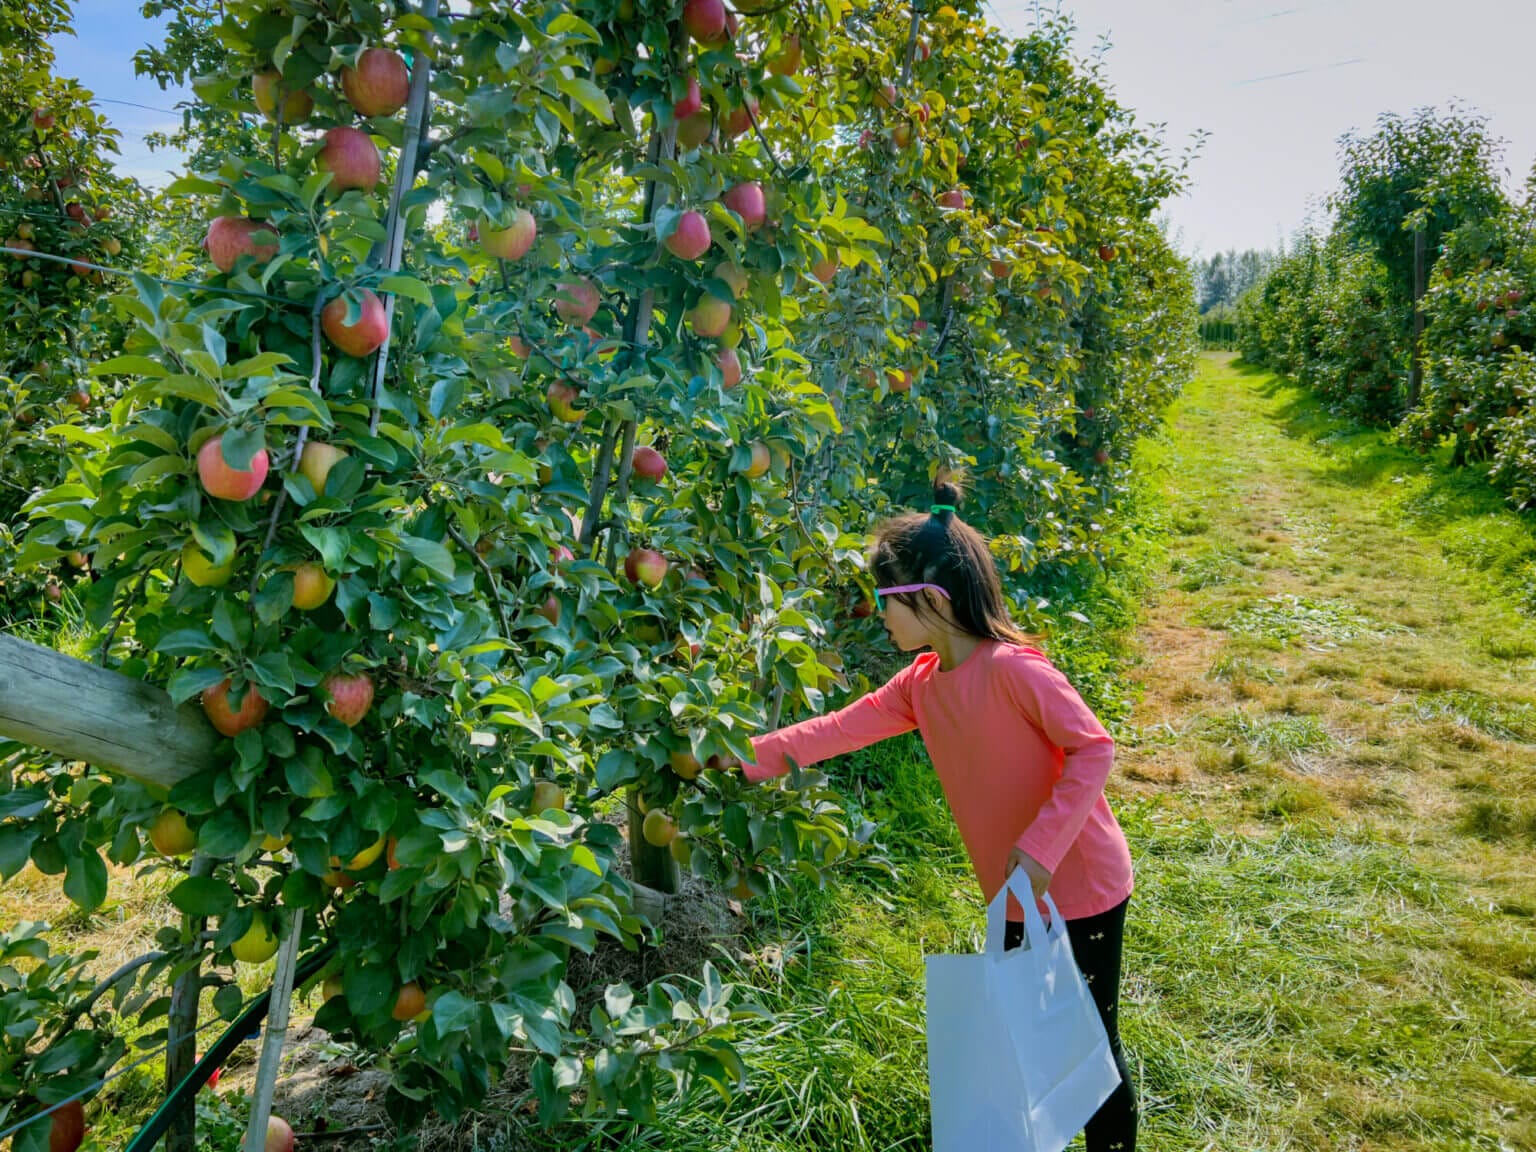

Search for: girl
xmin=740 ymin=479 xmax=1139 ymax=1152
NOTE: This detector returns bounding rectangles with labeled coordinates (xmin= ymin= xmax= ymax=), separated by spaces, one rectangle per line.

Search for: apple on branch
xmin=252 ymin=71 xmax=313 ymax=123
xmin=663 ymin=209 xmax=713 ymax=260
xmin=322 ymin=288 xmax=390 ymax=357
xmin=198 ymin=434 xmax=269 ymax=501
xmin=322 ymin=670 xmax=375 ymax=727
xmin=341 ymin=47 xmax=410 ymax=117
xmin=624 ymin=547 xmax=668 ymax=588
xmin=480 ymin=208 xmax=537 ymax=261
xmin=317 ymin=125 xmax=381 ymax=194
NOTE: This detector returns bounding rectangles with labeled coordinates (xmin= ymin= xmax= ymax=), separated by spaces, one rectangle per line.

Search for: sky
xmin=49 ymin=0 xmax=1536 ymax=260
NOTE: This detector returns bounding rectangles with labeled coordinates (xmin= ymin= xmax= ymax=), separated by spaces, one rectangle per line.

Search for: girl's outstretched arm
xmin=743 ymin=661 xmax=920 ymax=783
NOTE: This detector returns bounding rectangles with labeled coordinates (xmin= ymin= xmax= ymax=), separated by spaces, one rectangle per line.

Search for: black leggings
xmin=1004 ymin=896 xmax=1137 ymax=1152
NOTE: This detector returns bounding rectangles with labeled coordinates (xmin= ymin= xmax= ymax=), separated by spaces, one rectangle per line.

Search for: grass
xmin=15 ymin=351 xmax=1536 ymax=1151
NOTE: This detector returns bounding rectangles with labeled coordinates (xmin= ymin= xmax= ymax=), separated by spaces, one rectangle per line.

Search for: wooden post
xmin=1409 ymin=226 xmax=1426 ymax=408
xmin=0 ymin=635 xmax=217 ymax=789
xmin=165 ymin=855 xmax=213 ymax=1152
xmin=243 ymin=912 xmax=303 ymax=1152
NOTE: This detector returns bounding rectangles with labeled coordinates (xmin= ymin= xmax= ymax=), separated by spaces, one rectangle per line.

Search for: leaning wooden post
xmin=243 ymin=912 xmax=304 ymax=1152
xmin=0 ymin=634 xmax=217 ymax=789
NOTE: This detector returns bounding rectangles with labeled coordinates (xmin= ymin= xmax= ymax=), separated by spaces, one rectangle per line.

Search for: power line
xmin=0 ymin=244 xmax=304 ymax=309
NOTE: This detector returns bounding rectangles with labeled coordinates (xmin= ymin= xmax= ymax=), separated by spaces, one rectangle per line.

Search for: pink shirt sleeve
xmin=743 ymin=661 xmax=920 ymax=783
xmin=1006 ymin=652 xmax=1116 ymax=873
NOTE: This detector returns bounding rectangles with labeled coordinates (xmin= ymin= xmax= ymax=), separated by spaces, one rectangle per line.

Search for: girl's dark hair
xmin=868 ymin=475 xmax=1041 ymax=649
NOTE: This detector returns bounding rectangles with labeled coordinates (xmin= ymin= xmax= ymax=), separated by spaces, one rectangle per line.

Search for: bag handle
xmin=985 ymin=868 xmax=1063 ymax=956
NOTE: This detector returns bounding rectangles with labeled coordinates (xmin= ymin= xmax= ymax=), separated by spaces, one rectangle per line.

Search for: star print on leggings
xmin=1090 ymin=931 xmax=1105 ymax=941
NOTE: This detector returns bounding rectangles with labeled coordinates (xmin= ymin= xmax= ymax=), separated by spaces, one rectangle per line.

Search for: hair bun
xmin=932 ymin=476 xmax=964 ymax=517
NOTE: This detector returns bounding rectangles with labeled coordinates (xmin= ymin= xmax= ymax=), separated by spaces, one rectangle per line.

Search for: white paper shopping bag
xmin=925 ymin=871 xmax=1121 ymax=1152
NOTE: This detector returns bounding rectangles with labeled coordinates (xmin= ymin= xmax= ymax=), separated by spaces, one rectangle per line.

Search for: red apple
xmin=1098 ymin=244 xmax=1117 ymax=262
xmin=317 ymin=125 xmax=381 ymax=194
xmin=875 ymin=82 xmax=897 ymax=109
xmin=554 ymin=278 xmax=600 ymax=325
xmin=322 ymin=670 xmax=375 ymax=727
xmin=892 ymin=121 xmax=913 ymax=148
xmin=536 ymin=595 xmax=561 ymax=625
xmin=198 ymin=435 xmax=269 ymax=501
xmin=664 ymin=210 xmax=713 ymax=260
xmin=937 ymin=188 xmax=967 ymax=209
xmin=205 ymin=216 xmax=279 ymax=273
xmin=767 ymin=34 xmax=802 ymax=76
xmin=48 ymin=1100 xmax=84 ymax=1152
xmin=722 ymin=182 xmax=766 ymax=230
xmin=265 ymin=1115 xmax=295 ymax=1152
xmin=68 ymin=389 xmax=90 ymax=412
xmin=886 ymin=368 xmax=913 ymax=393
xmin=852 ymin=599 xmax=874 ymax=618
xmin=718 ymin=346 xmax=742 ymax=389
xmin=811 ymin=254 xmax=838 ymax=284
xmin=625 ymin=547 xmax=668 ymax=587
xmin=202 ymin=678 xmax=269 ymax=737
xmin=1094 ymin=448 xmax=1110 ymax=466
xmin=32 ymin=108 xmax=56 ymax=133
xmin=990 ymin=259 xmax=1012 ymax=279
xmin=721 ymin=98 xmax=757 ymax=139
xmin=687 ymin=293 xmax=732 ymax=338
xmin=65 ymin=201 xmax=86 ymax=222
xmin=480 ymin=209 xmax=537 ymax=261
xmin=682 ymin=0 xmax=726 ymax=43
xmin=672 ymin=76 xmax=703 ymax=121
xmin=632 ymin=445 xmax=668 ymax=481
xmin=912 ymin=318 xmax=930 ymax=334
xmin=322 ymin=288 xmax=389 ymax=357
xmin=341 ymin=47 xmax=410 ymax=117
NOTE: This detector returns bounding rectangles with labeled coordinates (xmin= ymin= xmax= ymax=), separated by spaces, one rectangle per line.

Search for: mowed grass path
xmin=1103 ymin=353 xmax=1536 ymax=1151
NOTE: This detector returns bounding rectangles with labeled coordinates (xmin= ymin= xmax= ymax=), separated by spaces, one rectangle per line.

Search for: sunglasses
xmin=874 ymin=583 xmax=951 ymax=611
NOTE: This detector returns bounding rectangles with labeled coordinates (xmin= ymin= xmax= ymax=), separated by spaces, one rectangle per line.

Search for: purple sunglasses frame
xmin=874 ymin=583 xmax=951 ymax=611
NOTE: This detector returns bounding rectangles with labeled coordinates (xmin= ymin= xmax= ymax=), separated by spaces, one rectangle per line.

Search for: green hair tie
xmin=931 ymin=504 xmax=956 ymax=515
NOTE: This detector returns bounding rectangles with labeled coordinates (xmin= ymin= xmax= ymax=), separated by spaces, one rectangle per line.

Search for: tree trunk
xmin=1408 ymin=226 xmax=1426 ymax=408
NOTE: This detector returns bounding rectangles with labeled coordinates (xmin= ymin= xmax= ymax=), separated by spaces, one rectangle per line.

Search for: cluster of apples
xmin=205 ymin=46 xmax=414 ymax=359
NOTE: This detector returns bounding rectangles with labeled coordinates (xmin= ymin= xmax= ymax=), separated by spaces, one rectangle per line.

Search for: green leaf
xmin=0 ymin=826 xmax=37 ymax=879
xmin=595 ymin=749 xmax=638 ymax=791
xmin=197 ymin=809 xmax=251 ymax=858
xmin=33 ymin=1030 xmax=98 ymax=1075
xmin=555 ymin=75 xmax=612 ymax=122
xmin=167 ymin=667 xmax=228 ymax=707
xmin=396 ymin=535 xmax=455 ymax=579
xmin=219 ymin=424 xmax=266 ymax=472
xmin=169 ymin=876 xmax=236 ymax=917
xmin=346 ymin=964 xmax=394 ymax=1017
xmin=0 ymin=787 xmax=49 ymax=820
xmin=62 ymin=848 xmax=108 ymax=911
xmin=284 ymin=747 xmax=333 ymax=799
xmin=380 ymin=274 xmax=435 ymax=306
xmin=93 ymin=355 xmax=168 ymax=378
xmin=432 ymin=990 xmax=478 ymax=1034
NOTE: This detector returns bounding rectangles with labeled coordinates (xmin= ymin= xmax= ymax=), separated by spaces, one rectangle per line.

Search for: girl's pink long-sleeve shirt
xmin=743 ymin=640 xmax=1134 ymax=923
